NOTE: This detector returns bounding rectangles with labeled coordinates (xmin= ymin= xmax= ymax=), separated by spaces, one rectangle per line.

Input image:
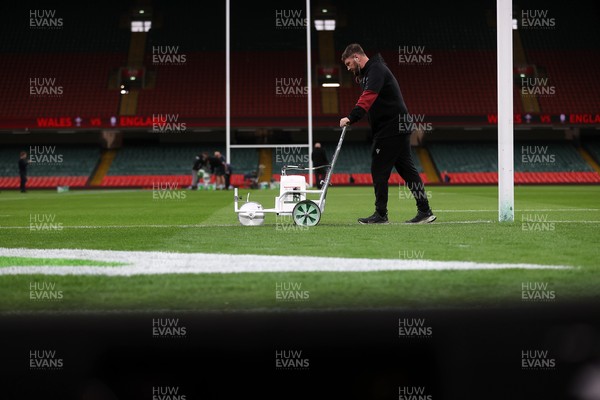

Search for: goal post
xmin=497 ymin=0 xmax=515 ymax=222
xmin=305 ymin=0 xmax=313 ymax=187
xmin=225 ymin=0 xmax=315 ymax=187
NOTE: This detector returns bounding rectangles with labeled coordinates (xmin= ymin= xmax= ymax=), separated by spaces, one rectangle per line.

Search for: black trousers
xmin=314 ymin=167 xmax=327 ymax=189
xmin=19 ymin=173 xmax=27 ymax=192
xmin=371 ymin=134 xmax=430 ymax=215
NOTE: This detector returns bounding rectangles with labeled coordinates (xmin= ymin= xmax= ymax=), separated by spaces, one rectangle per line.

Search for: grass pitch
xmin=0 ymin=185 xmax=598 ymax=312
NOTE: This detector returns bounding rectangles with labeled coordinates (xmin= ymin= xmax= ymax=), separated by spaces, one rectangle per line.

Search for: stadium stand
xmin=0 ymin=54 xmax=126 ymax=119
xmin=524 ymin=50 xmax=600 ymax=114
xmin=0 ymin=145 xmax=101 ymax=188
xmin=136 ymin=51 xmax=325 ymax=124
xmin=333 ymin=1 xmax=496 ymax=51
xmin=99 ymin=144 xmax=258 ymax=188
xmin=0 ymin=1 xmax=129 ymax=122
xmin=427 ymin=141 xmax=600 ymax=184
xmin=0 ymin=3 xmax=131 ymax=53
xmin=0 ymin=145 xmax=100 ymax=176
xmin=0 ymin=0 xmax=597 ymax=189
xmin=583 ymin=140 xmax=600 ymax=164
xmin=107 ymin=145 xmax=212 ymax=176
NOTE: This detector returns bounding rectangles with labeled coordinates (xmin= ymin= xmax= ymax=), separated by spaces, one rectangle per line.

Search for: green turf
xmin=0 ymin=257 xmax=126 ymax=267
xmin=0 ymin=185 xmax=598 ymax=312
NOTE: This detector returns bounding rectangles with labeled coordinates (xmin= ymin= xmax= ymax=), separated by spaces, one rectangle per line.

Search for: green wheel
xmin=292 ymin=200 xmax=321 ymax=226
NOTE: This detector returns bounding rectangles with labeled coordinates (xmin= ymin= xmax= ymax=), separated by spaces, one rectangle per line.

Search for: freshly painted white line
xmin=544 ymin=221 xmax=600 ymax=223
xmin=0 ymin=248 xmax=573 ymax=276
xmin=518 ymin=208 xmax=600 ymax=212
xmin=433 ymin=210 xmax=497 ymax=212
xmin=0 ymin=224 xmax=211 ymax=229
xmin=2 ymin=220 xmax=600 ymax=230
xmin=402 ymin=220 xmax=493 ymax=225
xmin=436 ymin=208 xmax=600 ymax=212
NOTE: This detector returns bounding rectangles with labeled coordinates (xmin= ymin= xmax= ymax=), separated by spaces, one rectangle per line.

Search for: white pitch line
xmin=433 ymin=210 xmax=498 ymax=212
xmin=436 ymin=208 xmax=600 ymax=212
xmin=0 ymin=222 xmax=494 ymax=229
xmin=518 ymin=208 xmax=600 ymax=212
xmin=4 ymin=220 xmax=600 ymax=229
xmin=0 ymin=224 xmax=212 ymax=229
xmin=0 ymin=248 xmax=574 ymax=276
xmin=545 ymin=221 xmax=600 ymax=223
xmin=400 ymin=220 xmax=493 ymax=224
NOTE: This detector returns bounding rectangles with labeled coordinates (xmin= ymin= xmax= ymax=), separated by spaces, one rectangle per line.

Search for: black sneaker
xmin=358 ymin=212 xmax=389 ymax=225
xmin=405 ymin=209 xmax=437 ymax=224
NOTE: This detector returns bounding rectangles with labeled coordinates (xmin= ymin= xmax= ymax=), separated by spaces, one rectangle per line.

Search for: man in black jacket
xmin=311 ymin=142 xmax=329 ymax=189
xmin=18 ymin=151 xmax=29 ymax=193
xmin=190 ymin=151 xmax=209 ymax=190
xmin=339 ymin=43 xmax=436 ymax=224
xmin=210 ymin=151 xmax=227 ymax=190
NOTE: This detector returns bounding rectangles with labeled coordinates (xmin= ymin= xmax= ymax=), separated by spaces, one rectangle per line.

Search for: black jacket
xmin=311 ymin=147 xmax=329 ymax=167
xmin=192 ymin=154 xmax=208 ymax=170
xmin=347 ymin=53 xmax=410 ymax=141
xmin=18 ymin=158 xmax=28 ymax=175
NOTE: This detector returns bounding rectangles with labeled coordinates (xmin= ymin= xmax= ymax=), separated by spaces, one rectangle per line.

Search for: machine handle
xmin=318 ymin=125 xmax=347 ymax=208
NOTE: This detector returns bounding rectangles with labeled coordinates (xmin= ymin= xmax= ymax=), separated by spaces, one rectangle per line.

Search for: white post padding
xmin=226 ymin=0 xmax=231 ymax=164
xmin=497 ymin=0 xmax=514 ymax=222
xmin=306 ymin=0 xmax=313 ymax=187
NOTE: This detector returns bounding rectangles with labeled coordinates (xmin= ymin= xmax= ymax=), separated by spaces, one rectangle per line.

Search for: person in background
xmin=190 ymin=151 xmax=209 ymax=190
xmin=18 ymin=151 xmax=29 ymax=193
xmin=210 ymin=151 xmax=227 ymax=190
xmin=311 ymin=142 xmax=329 ymax=190
xmin=442 ymin=170 xmax=451 ymax=184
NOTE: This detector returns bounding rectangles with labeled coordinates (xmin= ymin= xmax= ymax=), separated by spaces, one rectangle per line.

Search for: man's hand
xmin=339 ymin=117 xmax=350 ymax=128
